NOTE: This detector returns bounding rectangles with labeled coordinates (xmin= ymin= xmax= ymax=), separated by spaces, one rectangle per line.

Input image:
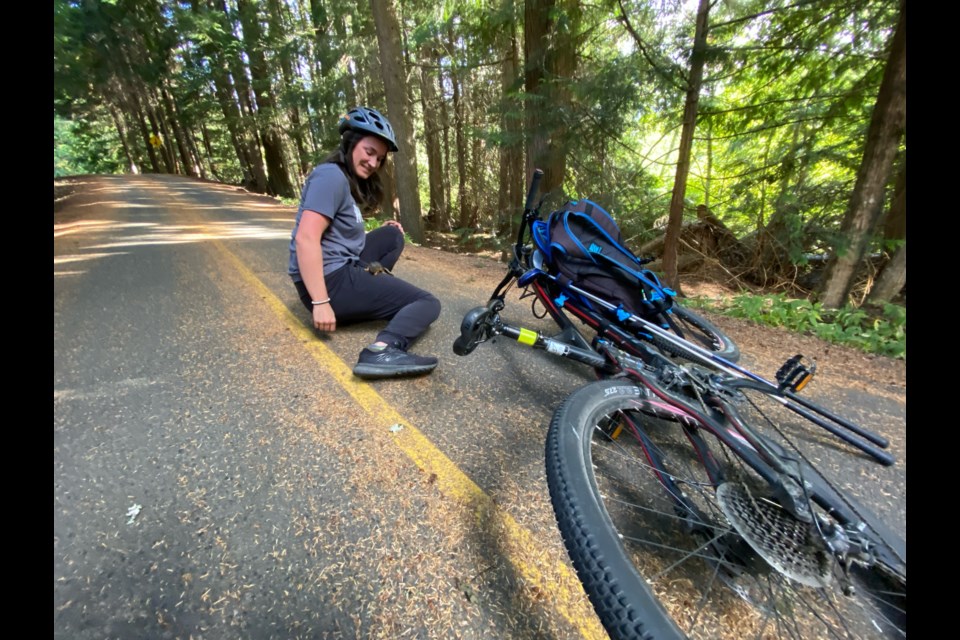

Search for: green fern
xmin=685 ymin=294 xmax=905 ymax=360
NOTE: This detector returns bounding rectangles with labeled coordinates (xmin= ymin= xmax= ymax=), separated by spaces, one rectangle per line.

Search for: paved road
xmin=54 ymin=175 xmax=906 ymax=639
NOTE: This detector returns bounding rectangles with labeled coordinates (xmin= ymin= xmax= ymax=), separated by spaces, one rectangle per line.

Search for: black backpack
xmin=531 ymin=199 xmax=674 ymax=320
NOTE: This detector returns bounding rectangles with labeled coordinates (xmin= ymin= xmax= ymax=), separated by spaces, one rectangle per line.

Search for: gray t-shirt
xmin=288 ymin=163 xmax=366 ymax=281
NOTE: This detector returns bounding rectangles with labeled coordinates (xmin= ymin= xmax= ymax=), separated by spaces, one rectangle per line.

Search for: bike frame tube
xmin=492 ymin=168 xmax=893 ymax=465
xmin=494 ymin=258 xmax=893 ymax=464
xmin=526 ymin=270 xmax=893 ymax=458
xmin=491 ymin=310 xmax=816 ymax=509
xmin=461 ymin=170 xmax=903 ymax=577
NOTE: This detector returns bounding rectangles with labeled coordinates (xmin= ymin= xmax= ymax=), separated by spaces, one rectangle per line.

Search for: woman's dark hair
xmin=323 ymin=130 xmax=385 ymax=215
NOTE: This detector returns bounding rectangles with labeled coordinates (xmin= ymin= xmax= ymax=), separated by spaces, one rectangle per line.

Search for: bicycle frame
xmin=457 ymin=169 xmax=895 ymax=466
xmin=456 ymin=169 xmax=906 ymax=637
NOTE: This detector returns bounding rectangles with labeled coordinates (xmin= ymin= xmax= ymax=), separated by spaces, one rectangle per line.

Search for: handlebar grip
xmin=524 ymin=169 xmax=544 ymax=211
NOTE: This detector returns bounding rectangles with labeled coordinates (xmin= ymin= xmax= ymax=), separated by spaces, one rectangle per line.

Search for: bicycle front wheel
xmin=545 ymin=378 xmax=906 ymax=640
xmin=650 ymin=304 xmax=740 ymax=363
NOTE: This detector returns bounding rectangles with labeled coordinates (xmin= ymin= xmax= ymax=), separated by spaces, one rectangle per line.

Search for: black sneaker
xmin=352 ymin=345 xmax=438 ymax=379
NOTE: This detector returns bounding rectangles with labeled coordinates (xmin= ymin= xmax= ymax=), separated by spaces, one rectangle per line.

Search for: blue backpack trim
xmin=536 ymin=198 xmax=675 ymax=318
xmin=560 ymin=211 xmax=667 ymax=296
xmin=531 ymin=219 xmax=552 ymax=261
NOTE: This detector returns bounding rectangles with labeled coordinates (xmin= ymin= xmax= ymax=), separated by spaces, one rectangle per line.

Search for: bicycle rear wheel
xmin=545 ymin=379 xmax=906 ymax=640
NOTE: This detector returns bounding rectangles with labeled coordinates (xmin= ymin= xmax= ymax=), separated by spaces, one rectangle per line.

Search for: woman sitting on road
xmin=288 ymin=106 xmax=441 ymax=379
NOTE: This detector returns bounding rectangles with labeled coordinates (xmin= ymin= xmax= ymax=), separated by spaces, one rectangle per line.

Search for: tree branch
xmin=615 ymin=0 xmax=687 ymax=92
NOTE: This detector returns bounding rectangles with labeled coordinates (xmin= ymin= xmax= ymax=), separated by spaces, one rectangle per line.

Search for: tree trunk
xmin=380 ymin=159 xmax=398 ymax=221
xmin=209 ymin=53 xmax=258 ymax=188
xmin=333 ymin=10 xmax=357 ymax=108
xmin=447 ymin=23 xmax=470 ymax=230
xmin=438 ymin=56 xmax=453 ymax=230
xmin=523 ymin=0 xmax=579 ymax=196
xmin=662 ymin=0 xmax=710 ymax=292
xmin=269 ymin=0 xmax=311 ymax=177
xmin=112 ymin=83 xmax=149 ymax=173
xmin=160 ymin=85 xmax=198 ymax=177
xmin=497 ymin=23 xmax=524 ymax=239
xmin=470 ymin=115 xmax=483 ymax=228
xmin=236 ymin=0 xmax=296 ymax=198
xmin=752 ymin=120 xmax=809 ymax=284
xmin=704 ymin=115 xmax=712 ymax=209
xmin=881 ymin=158 xmax=906 ymax=241
xmin=310 ymin=0 xmax=346 ymax=138
xmin=200 ymin=123 xmax=225 ymax=182
xmin=115 ymin=42 xmax=168 ymax=173
xmin=185 ymin=127 xmax=208 ymax=181
xmin=369 ymin=0 xmax=424 ymax=242
xmin=211 ymin=65 xmax=255 ymax=188
xmin=152 ymin=96 xmax=179 ymax=173
xmin=132 ymin=78 xmax=174 ymax=174
xmin=130 ymin=93 xmax=161 ymax=173
xmin=108 ymin=104 xmax=139 ymax=174
xmin=419 ymin=42 xmax=446 ymax=231
xmin=354 ymin=0 xmax=380 ymax=107
xmin=128 ymin=88 xmax=169 ymax=173
xmin=819 ymin=1 xmax=906 ymax=309
xmin=865 ymin=243 xmax=905 ymax=306
xmin=213 ymin=0 xmax=269 ymax=192
xmin=866 ymin=159 xmax=906 ymax=306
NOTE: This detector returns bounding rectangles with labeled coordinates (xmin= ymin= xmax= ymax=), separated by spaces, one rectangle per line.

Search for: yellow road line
xmin=215 ymin=243 xmax=607 ymax=640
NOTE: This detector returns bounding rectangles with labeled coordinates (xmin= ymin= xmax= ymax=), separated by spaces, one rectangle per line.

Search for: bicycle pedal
xmin=598 ymin=415 xmax=624 ymax=440
xmin=775 ymin=354 xmax=816 ymax=393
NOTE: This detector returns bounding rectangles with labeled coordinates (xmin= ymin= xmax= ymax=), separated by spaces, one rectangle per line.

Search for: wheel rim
xmin=671 ymin=313 xmax=723 ymax=352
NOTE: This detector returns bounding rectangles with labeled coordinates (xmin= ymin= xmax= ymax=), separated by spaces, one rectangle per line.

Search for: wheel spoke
xmin=546 ymin=379 xmax=906 ymax=640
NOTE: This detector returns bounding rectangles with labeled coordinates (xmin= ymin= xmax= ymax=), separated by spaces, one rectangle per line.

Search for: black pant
xmin=295 ymin=225 xmax=441 ymax=351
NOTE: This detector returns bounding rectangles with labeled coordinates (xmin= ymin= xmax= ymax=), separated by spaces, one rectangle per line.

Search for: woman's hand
xmin=382 ymin=219 xmax=404 ymax=234
xmin=312 ymin=303 xmax=337 ymax=333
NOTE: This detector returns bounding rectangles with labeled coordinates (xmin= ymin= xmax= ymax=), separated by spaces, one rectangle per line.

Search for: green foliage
xmin=686 ymin=293 xmax=906 ymax=359
xmin=364 ymin=218 xmax=414 ymax=246
xmin=52 ymin=0 xmax=904 ymax=275
xmin=54 ymin=115 xmax=82 ymax=178
xmin=54 ymin=113 xmax=126 ymax=177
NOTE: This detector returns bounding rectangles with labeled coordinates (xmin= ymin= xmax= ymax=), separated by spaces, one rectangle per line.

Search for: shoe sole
xmin=352 ymin=363 xmax=438 ymax=379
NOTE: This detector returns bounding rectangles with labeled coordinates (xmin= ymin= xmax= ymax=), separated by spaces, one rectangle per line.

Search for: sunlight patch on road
xmin=54 ymin=220 xmax=157 ymax=238
xmin=55 ymin=252 xmax=128 ymax=265
xmin=56 ymin=220 xmax=289 ymax=251
xmin=83 ymin=224 xmax=290 ymax=248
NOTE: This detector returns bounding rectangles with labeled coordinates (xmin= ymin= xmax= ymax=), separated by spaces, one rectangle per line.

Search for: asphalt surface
xmin=54 ymin=174 xmax=906 ymax=640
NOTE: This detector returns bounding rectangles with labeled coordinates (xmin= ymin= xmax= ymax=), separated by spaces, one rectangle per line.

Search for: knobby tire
xmin=545 ymin=379 xmax=906 ymax=640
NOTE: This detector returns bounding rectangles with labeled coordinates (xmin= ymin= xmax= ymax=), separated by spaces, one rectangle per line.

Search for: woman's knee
xmin=364 ymin=224 xmax=404 ymax=267
xmin=371 ymin=224 xmax=404 ymax=248
xmin=422 ymin=292 xmax=441 ymax=323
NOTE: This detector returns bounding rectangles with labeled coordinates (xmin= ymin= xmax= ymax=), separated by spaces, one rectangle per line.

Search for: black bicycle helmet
xmin=338 ymin=106 xmax=399 ymax=152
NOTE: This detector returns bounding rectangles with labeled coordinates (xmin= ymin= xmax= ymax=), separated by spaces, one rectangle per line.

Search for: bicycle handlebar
xmin=507 ymin=168 xmax=546 ymax=266
xmin=524 ymin=169 xmax=544 ymax=212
